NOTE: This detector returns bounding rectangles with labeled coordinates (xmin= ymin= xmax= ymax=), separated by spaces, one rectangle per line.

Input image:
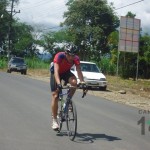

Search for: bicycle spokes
xmin=66 ymin=101 xmax=77 ymax=141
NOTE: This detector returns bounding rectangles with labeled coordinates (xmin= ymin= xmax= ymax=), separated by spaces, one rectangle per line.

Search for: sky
xmin=13 ymin=0 xmax=150 ymax=33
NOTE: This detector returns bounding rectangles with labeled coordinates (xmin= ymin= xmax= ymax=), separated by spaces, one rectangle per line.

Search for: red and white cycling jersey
xmin=52 ymin=52 xmax=80 ymax=74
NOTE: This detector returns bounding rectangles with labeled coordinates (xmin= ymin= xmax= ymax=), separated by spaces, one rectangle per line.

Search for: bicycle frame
xmin=59 ymin=88 xmax=71 ymax=112
xmin=57 ymin=84 xmax=87 ymax=141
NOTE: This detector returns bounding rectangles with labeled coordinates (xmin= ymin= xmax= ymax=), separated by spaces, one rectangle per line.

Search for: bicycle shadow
xmin=74 ymin=133 xmax=122 ymax=144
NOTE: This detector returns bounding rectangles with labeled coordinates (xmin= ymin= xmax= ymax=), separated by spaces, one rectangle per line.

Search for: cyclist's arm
xmin=76 ymin=64 xmax=84 ymax=82
xmin=54 ymin=63 xmax=61 ymax=85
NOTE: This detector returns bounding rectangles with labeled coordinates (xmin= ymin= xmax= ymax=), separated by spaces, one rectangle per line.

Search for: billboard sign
xmin=118 ymin=16 xmax=141 ymax=53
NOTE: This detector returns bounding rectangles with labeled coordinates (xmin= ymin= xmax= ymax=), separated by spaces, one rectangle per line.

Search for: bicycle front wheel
xmin=66 ymin=100 xmax=77 ymax=141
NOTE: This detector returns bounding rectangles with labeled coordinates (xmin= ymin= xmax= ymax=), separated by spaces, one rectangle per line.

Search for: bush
xmin=120 ymin=67 xmax=129 ymax=79
xmin=25 ymin=57 xmax=50 ymax=69
xmin=98 ymin=57 xmax=116 ymax=75
xmin=119 ymin=65 xmax=137 ymax=80
xmin=0 ymin=57 xmax=7 ymax=69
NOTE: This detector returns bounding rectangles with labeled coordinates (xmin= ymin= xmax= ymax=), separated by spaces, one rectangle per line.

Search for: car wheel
xmin=99 ymin=86 xmax=107 ymax=91
xmin=24 ymin=70 xmax=27 ymax=75
xmin=7 ymin=69 xmax=11 ymax=73
xmin=88 ymin=86 xmax=92 ymax=90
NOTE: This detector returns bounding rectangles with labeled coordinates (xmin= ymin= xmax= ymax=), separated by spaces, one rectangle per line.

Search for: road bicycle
xmin=57 ymin=84 xmax=87 ymax=141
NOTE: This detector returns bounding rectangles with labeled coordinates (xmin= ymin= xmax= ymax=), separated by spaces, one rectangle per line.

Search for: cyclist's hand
xmin=79 ymin=81 xmax=87 ymax=89
xmin=57 ymin=84 xmax=62 ymax=91
xmin=79 ymin=82 xmax=88 ymax=98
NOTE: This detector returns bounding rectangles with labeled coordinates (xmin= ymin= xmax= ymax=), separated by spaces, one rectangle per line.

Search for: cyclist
xmin=50 ymin=43 xmax=85 ymax=130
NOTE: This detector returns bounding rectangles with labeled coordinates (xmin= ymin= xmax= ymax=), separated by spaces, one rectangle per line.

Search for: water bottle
xmin=63 ymin=102 xmax=66 ymax=112
xmin=63 ymin=102 xmax=66 ymax=110
xmin=61 ymin=97 xmax=65 ymax=105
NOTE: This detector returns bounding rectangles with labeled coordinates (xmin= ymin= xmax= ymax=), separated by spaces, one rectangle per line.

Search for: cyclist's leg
xmin=50 ymin=73 xmax=59 ymax=129
xmin=68 ymin=75 xmax=77 ymax=97
xmin=61 ymin=71 xmax=77 ymax=98
xmin=51 ymin=91 xmax=58 ymax=119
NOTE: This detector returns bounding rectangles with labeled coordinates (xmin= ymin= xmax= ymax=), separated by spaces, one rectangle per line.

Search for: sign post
xmin=118 ymin=16 xmax=141 ymax=80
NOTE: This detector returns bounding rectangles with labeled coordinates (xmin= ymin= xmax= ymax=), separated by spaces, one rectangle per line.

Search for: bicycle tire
xmin=66 ymin=100 xmax=77 ymax=141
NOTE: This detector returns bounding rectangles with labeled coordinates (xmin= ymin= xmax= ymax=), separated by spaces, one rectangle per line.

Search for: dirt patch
xmin=87 ymin=89 xmax=150 ymax=110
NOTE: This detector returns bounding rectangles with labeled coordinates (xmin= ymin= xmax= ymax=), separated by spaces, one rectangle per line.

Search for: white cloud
xmin=14 ymin=0 xmax=150 ymax=33
xmin=15 ymin=0 xmax=67 ymax=28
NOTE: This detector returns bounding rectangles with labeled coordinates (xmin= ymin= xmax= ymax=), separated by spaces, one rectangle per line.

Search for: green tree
xmin=126 ymin=11 xmax=136 ymax=18
xmin=0 ymin=0 xmax=20 ymax=55
xmin=40 ymin=31 xmax=56 ymax=54
xmin=39 ymin=29 xmax=72 ymax=59
xmin=139 ymin=33 xmax=150 ymax=78
xmin=108 ymin=31 xmax=119 ymax=64
xmin=12 ymin=21 xmax=34 ymax=57
xmin=53 ymin=29 xmax=73 ymax=42
xmin=62 ymin=0 xmax=119 ymax=61
xmin=0 ymin=0 xmax=9 ymax=51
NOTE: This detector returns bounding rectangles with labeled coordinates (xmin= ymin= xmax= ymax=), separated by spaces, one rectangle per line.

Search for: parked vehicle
xmin=7 ymin=57 xmax=27 ymax=75
xmin=71 ymin=61 xmax=107 ymax=90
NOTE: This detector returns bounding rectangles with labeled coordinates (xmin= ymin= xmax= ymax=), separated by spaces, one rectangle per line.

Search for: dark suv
xmin=7 ymin=57 xmax=27 ymax=75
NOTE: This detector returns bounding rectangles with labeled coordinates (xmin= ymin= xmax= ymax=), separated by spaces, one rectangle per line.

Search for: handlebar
xmin=61 ymin=84 xmax=88 ymax=98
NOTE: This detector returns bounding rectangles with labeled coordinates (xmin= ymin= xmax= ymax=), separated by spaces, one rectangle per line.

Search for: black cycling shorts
xmin=50 ymin=70 xmax=75 ymax=92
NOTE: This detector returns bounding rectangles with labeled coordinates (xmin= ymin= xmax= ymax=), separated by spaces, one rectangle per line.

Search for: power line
xmin=114 ymin=0 xmax=144 ymax=11
xmin=33 ymin=8 xmax=66 ymax=18
xmin=17 ymin=0 xmax=55 ymax=10
xmin=12 ymin=0 xmax=145 ymax=32
xmin=14 ymin=0 xmax=66 ymax=20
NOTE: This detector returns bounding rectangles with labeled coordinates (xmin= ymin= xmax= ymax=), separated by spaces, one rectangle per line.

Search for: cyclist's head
xmin=65 ymin=43 xmax=79 ymax=56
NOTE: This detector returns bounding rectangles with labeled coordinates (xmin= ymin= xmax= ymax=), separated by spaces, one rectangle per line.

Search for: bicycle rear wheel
xmin=66 ymin=100 xmax=77 ymax=141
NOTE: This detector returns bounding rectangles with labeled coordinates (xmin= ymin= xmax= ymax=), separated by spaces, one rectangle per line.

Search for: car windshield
xmin=80 ymin=63 xmax=100 ymax=73
xmin=12 ymin=58 xmax=24 ymax=63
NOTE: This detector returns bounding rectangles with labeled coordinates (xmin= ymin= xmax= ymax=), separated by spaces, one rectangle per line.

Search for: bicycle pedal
xmin=62 ymin=118 xmax=66 ymax=122
xmin=53 ymin=128 xmax=59 ymax=132
xmin=68 ymin=106 xmax=73 ymax=112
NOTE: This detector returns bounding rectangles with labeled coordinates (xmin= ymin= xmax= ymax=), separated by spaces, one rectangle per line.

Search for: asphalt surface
xmin=0 ymin=72 xmax=150 ymax=150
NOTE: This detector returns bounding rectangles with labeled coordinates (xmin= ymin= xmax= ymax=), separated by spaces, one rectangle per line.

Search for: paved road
xmin=0 ymin=72 xmax=150 ymax=150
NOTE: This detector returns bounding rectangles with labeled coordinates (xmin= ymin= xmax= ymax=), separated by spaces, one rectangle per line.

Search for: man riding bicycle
xmin=50 ymin=43 xmax=85 ymax=130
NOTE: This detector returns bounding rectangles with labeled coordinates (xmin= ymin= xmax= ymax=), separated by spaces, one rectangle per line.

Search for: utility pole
xmin=7 ymin=0 xmax=20 ymax=60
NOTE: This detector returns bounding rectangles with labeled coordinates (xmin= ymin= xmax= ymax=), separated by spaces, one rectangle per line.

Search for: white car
xmin=71 ymin=61 xmax=107 ymax=90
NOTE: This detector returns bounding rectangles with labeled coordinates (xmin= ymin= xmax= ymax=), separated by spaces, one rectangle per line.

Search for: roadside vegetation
xmin=25 ymin=57 xmax=49 ymax=69
xmin=0 ymin=57 xmax=49 ymax=69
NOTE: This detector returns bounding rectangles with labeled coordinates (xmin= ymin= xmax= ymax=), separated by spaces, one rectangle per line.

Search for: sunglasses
xmin=66 ymin=51 xmax=75 ymax=56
